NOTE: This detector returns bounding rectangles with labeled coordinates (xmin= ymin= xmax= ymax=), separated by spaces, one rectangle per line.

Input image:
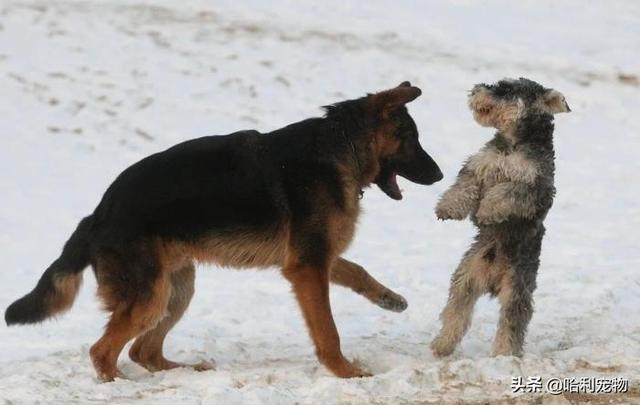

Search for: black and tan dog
xmin=5 ymin=82 xmax=442 ymax=381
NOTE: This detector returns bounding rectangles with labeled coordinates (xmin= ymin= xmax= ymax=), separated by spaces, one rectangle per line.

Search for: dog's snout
xmin=433 ymin=168 xmax=444 ymax=183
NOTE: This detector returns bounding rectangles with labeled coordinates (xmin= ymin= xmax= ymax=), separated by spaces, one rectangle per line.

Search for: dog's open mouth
xmin=376 ymin=171 xmax=403 ymax=200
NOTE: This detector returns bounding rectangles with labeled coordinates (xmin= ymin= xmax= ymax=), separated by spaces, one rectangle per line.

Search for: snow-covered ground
xmin=1 ymin=1 xmax=639 ymax=403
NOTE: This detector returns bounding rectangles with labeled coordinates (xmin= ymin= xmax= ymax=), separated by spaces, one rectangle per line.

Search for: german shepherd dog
xmin=5 ymin=82 xmax=442 ymax=381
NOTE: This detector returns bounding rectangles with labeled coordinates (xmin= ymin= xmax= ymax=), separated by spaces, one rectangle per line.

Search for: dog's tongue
xmin=385 ymin=173 xmax=403 ymax=200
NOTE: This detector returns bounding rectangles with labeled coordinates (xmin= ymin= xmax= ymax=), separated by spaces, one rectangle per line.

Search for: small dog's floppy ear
xmin=543 ymin=89 xmax=571 ymax=113
xmin=371 ymin=83 xmax=422 ymax=118
xmin=468 ymin=84 xmax=497 ymax=127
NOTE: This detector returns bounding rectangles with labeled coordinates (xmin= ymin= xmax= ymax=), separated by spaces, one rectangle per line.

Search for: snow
xmin=1 ymin=0 xmax=639 ymax=403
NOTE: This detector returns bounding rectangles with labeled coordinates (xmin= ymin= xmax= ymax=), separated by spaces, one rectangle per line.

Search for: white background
xmin=0 ymin=1 xmax=638 ymax=403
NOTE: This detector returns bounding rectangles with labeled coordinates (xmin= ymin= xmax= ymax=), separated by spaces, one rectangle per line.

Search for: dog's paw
xmin=430 ymin=336 xmax=456 ymax=358
xmin=493 ymin=342 xmax=523 ymax=358
xmin=192 ymin=360 xmax=216 ymax=372
xmin=376 ymin=291 xmax=408 ymax=313
xmin=435 ymin=201 xmax=467 ymax=221
xmin=325 ymin=357 xmax=373 ymax=378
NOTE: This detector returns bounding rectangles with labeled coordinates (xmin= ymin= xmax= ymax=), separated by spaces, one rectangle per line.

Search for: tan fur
xmin=129 ymin=264 xmax=213 ymax=372
xmin=430 ymin=251 xmax=483 ymax=357
xmin=493 ymin=269 xmax=515 ymax=356
xmin=91 ymin=274 xmax=172 ymax=381
xmin=329 ymin=257 xmax=404 ymax=311
xmin=282 ymin=252 xmax=370 ymax=378
xmin=93 ymin=255 xmax=126 ymax=313
xmin=329 ymin=203 xmax=360 ymax=257
xmin=154 ymin=229 xmax=287 ymax=272
xmin=431 ymin=243 xmax=510 ymax=357
xmin=476 ymin=182 xmax=539 ymax=224
xmin=370 ymin=85 xmax=421 ymax=120
xmin=537 ymin=89 xmax=570 ymax=114
xmin=468 ymin=87 xmax=525 ymax=137
xmin=374 ymin=127 xmax=402 ymax=158
xmin=355 ymin=100 xmax=404 ymax=187
xmin=467 ymin=148 xmax=539 ymax=185
xmin=48 ymin=273 xmax=83 ymax=315
xmin=435 ymin=168 xmax=480 ymax=221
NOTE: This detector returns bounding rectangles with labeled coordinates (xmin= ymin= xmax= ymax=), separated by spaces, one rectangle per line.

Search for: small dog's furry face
xmin=468 ymin=78 xmax=570 ymax=134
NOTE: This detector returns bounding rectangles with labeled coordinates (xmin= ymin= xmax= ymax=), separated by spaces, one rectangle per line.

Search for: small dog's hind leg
xmin=330 ymin=257 xmax=408 ymax=312
xmin=494 ymin=271 xmax=534 ymax=356
xmin=494 ymin=238 xmax=541 ymax=356
xmin=431 ymin=241 xmax=492 ymax=357
xmin=129 ymin=263 xmax=213 ymax=372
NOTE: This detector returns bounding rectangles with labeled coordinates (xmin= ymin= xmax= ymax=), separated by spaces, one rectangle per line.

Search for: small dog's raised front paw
xmin=435 ymin=203 xmax=466 ymax=221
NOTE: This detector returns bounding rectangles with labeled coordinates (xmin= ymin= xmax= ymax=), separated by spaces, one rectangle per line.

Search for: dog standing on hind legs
xmin=5 ymin=82 xmax=443 ymax=381
xmin=431 ymin=78 xmax=570 ymax=358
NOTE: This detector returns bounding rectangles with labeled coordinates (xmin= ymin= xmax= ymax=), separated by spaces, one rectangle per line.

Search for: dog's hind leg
xmin=90 ymin=276 xmax=171 ymax=382
xmin=90 ymin=248 xmax=172 ymax=382
xmin=493 ymin=231 xmax=542 ymax=356
xmin=493 ymin=270 xmax=534 ymax=356
xmin=431 ymin=239 xmax=492 ymax=357
xmin=129 ymin=263 xmax=213 ymax=372
xmin=330 ymin=257 xmax=408 ymax=313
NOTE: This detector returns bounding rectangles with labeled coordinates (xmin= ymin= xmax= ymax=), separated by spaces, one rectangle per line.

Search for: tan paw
xmin=376 ymin=291 xmax=408 ymax=313
xmin=324 ymin=356 xmax=373 ymax=378
xmin=430 ymin=336 xmax=456 ymax=358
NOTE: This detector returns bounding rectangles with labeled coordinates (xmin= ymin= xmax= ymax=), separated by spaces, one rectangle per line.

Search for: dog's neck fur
xmin=495 ymin=110 xmax=555 ymax=151
xmin=324 ymin=100 xmax=381 ymax=193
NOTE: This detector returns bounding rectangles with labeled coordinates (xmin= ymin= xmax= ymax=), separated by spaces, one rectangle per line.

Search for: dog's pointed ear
xmin=543 ymin=89 xmax=571 ymax=113
xmin=371 ymin=83 xmax=422 ymax=118
xmin=468 ymin=84 xmax=497 ymax=127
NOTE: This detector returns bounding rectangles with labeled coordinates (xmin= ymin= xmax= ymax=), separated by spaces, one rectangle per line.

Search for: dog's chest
xmin=468 ymin=149 xmax=538 ymax=187
xmin=333 ymin=198 xmax=360 ymax=255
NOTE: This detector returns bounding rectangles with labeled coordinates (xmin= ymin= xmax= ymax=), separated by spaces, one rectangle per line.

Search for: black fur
xmin=474 ymin=77 xmax=548 ymax=106
xmin=5 ymin=89 xmax=442 ymax=325
xmin=5 ymin=216 xmax=92 ymax=325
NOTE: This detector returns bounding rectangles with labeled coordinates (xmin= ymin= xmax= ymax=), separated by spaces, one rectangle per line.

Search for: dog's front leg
xmin=435 ymin=167 xmax=479 ymax=221
xmin=330 ymin=257 xmax=408 ymax=312
xmin=283 ymin=253 xmax=371 ymax=378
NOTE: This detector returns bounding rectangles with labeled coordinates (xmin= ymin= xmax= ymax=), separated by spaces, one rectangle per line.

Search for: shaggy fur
xmin=5 ymin=82 xmax=443 ymax=381
xmin=432 ymin=77 xmax=570 ymax=357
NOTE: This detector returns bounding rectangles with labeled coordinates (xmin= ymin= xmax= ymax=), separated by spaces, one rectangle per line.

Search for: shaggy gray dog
xmin=431 ymin=78 xmax=570 ymax=357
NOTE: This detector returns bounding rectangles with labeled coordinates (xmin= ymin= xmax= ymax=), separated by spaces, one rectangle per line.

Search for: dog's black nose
xmin=434 ymin=169 xmax=444 ymax=182
xmin=424 ymin=170 xmax=443 ymax=185
xmin=428 ymin=169 xmax=443 ymax=184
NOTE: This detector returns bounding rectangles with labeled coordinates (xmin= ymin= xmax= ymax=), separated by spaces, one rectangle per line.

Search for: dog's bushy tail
xmin=5 ymin=215 xmax=94 ymax=325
